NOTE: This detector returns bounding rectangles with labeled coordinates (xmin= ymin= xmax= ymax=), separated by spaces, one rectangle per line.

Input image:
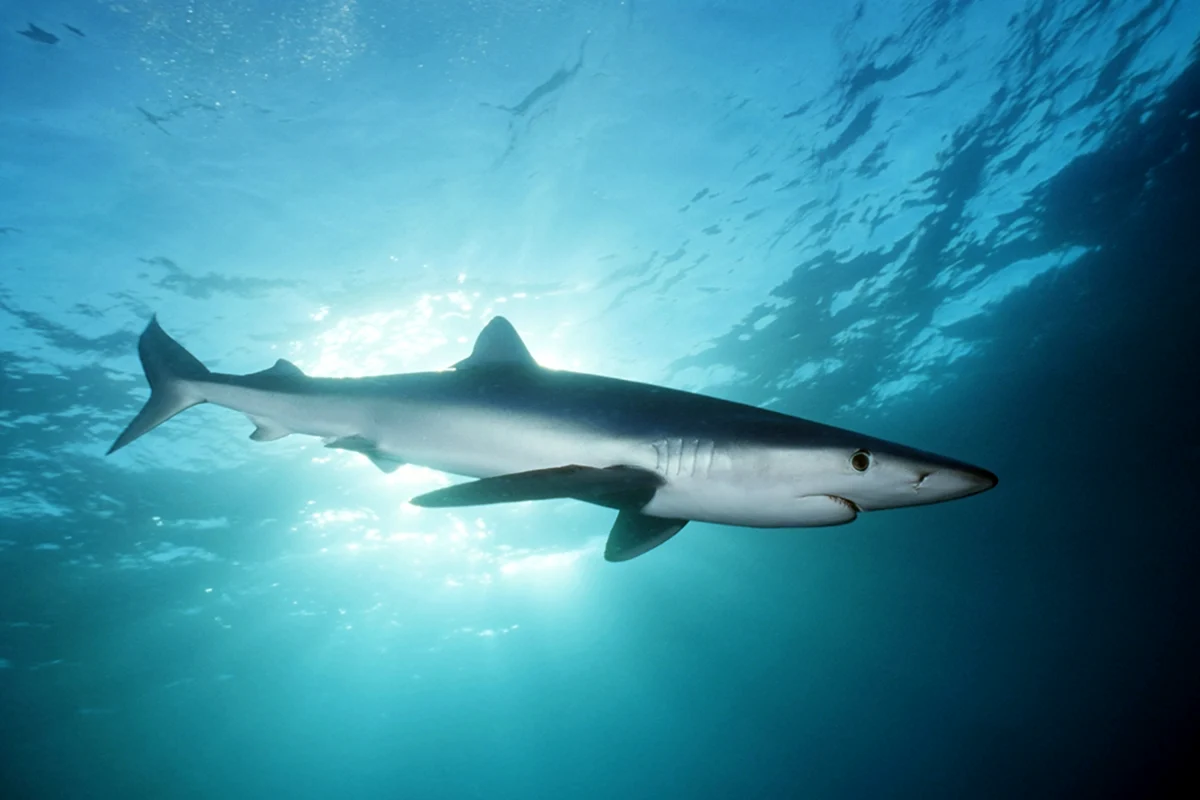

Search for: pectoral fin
xmin=409 ymin=465 xmax=664 ymax=508
xmin=605 ymin=511 xmax=688 ymax=562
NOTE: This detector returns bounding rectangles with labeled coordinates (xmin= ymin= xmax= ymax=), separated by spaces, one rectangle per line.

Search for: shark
xmin=17 ymin=23 xmax=59 ymax=45
xmin=108 ymin=316 xmax=997 ymax=561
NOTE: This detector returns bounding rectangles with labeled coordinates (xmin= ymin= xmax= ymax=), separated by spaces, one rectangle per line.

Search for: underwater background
xmin=1 ymin=0 xmax=1198 ymax=797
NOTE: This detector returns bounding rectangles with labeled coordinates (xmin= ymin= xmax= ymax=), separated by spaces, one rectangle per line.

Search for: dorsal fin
xmin=453 ymin=317 xmax=537 ymax=370
xmin=251 ymin=358 xmax=307 ymax=380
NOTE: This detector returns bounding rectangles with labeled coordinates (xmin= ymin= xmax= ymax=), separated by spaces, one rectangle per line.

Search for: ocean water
xmin=2 ymin=1 xmax=1198 ymax=797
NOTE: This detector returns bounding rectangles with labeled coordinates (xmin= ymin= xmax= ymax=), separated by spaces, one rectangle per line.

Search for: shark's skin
xmin=108 ymin=316 xmax=997 ymax=560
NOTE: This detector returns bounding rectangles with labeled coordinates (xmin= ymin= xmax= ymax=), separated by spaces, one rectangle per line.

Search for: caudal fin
xmin=107 ymin=316 xmax=210 ymax=455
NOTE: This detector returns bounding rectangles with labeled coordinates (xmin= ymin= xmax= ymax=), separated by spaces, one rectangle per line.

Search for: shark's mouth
xmin=830 ymin=495 xmax=862 ymax=513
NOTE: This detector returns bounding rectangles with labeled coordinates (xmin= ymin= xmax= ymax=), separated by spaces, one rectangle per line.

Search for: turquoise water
xmin=2 ymin=1 xmax=1198 ymax=797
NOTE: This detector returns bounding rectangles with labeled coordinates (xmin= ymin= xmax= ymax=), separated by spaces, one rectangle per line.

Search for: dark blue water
xmin=2 ymin=1 xmax=1197 ymax=797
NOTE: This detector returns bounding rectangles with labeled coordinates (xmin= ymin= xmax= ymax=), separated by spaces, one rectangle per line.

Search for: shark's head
xmin=668 ymin=425 xmax=998 ymax=529
xmin=816 ymin=435 xmax=998 ymax=513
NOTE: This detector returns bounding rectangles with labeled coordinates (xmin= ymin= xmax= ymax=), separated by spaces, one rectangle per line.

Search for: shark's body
xmin=109 ymin=317 xmax=997 ymax=561
xmin=17 ymin=24 xmax=59 ymax=44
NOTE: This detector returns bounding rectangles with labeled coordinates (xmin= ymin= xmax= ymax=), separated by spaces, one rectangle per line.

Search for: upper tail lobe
xmin=107 ymin=317 xmax=210 ymax=454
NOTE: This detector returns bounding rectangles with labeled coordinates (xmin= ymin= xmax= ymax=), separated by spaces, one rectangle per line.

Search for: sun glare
xmin=285 ymin=276 xmax=599 ymax=378
xmin=274 ymin=277 xmax=607 ymax=593
xmin=499 ymin=549 xmax=587 ymax=576
xmin=297 ymin=486 xmax=597 ymax=591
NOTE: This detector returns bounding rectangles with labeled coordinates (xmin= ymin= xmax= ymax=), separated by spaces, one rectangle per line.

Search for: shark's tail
xmin=107 ymin=316 xmax=210 ymax=455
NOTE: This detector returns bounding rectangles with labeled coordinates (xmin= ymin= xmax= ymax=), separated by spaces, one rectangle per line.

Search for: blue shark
xmin=108 ymin=317 xmax=997 ymax=561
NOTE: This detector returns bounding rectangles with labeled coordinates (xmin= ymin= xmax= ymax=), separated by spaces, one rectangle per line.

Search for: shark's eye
xmin=850 ymin=450 xmax=872 ymax=472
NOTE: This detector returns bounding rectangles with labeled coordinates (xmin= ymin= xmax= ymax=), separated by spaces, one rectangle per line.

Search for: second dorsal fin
xmin=453 ymin=317 xmax=537 ymax=370
xmin=251 ymin=358 xmax=307 ymax=380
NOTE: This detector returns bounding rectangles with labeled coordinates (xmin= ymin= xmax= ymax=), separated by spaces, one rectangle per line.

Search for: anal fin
xmin=605 ymin=511 xmax=688 ymax=562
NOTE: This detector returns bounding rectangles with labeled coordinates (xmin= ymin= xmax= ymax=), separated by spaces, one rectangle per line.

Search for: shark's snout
xmin=918 ymin=464 xmax=998 ymax=501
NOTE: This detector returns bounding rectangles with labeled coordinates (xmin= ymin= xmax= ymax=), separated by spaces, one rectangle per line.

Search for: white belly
xmin=634 ymin=437 xmax=858 ymax=528
xmin=643 ymin=482 xmax=858 ymax=527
